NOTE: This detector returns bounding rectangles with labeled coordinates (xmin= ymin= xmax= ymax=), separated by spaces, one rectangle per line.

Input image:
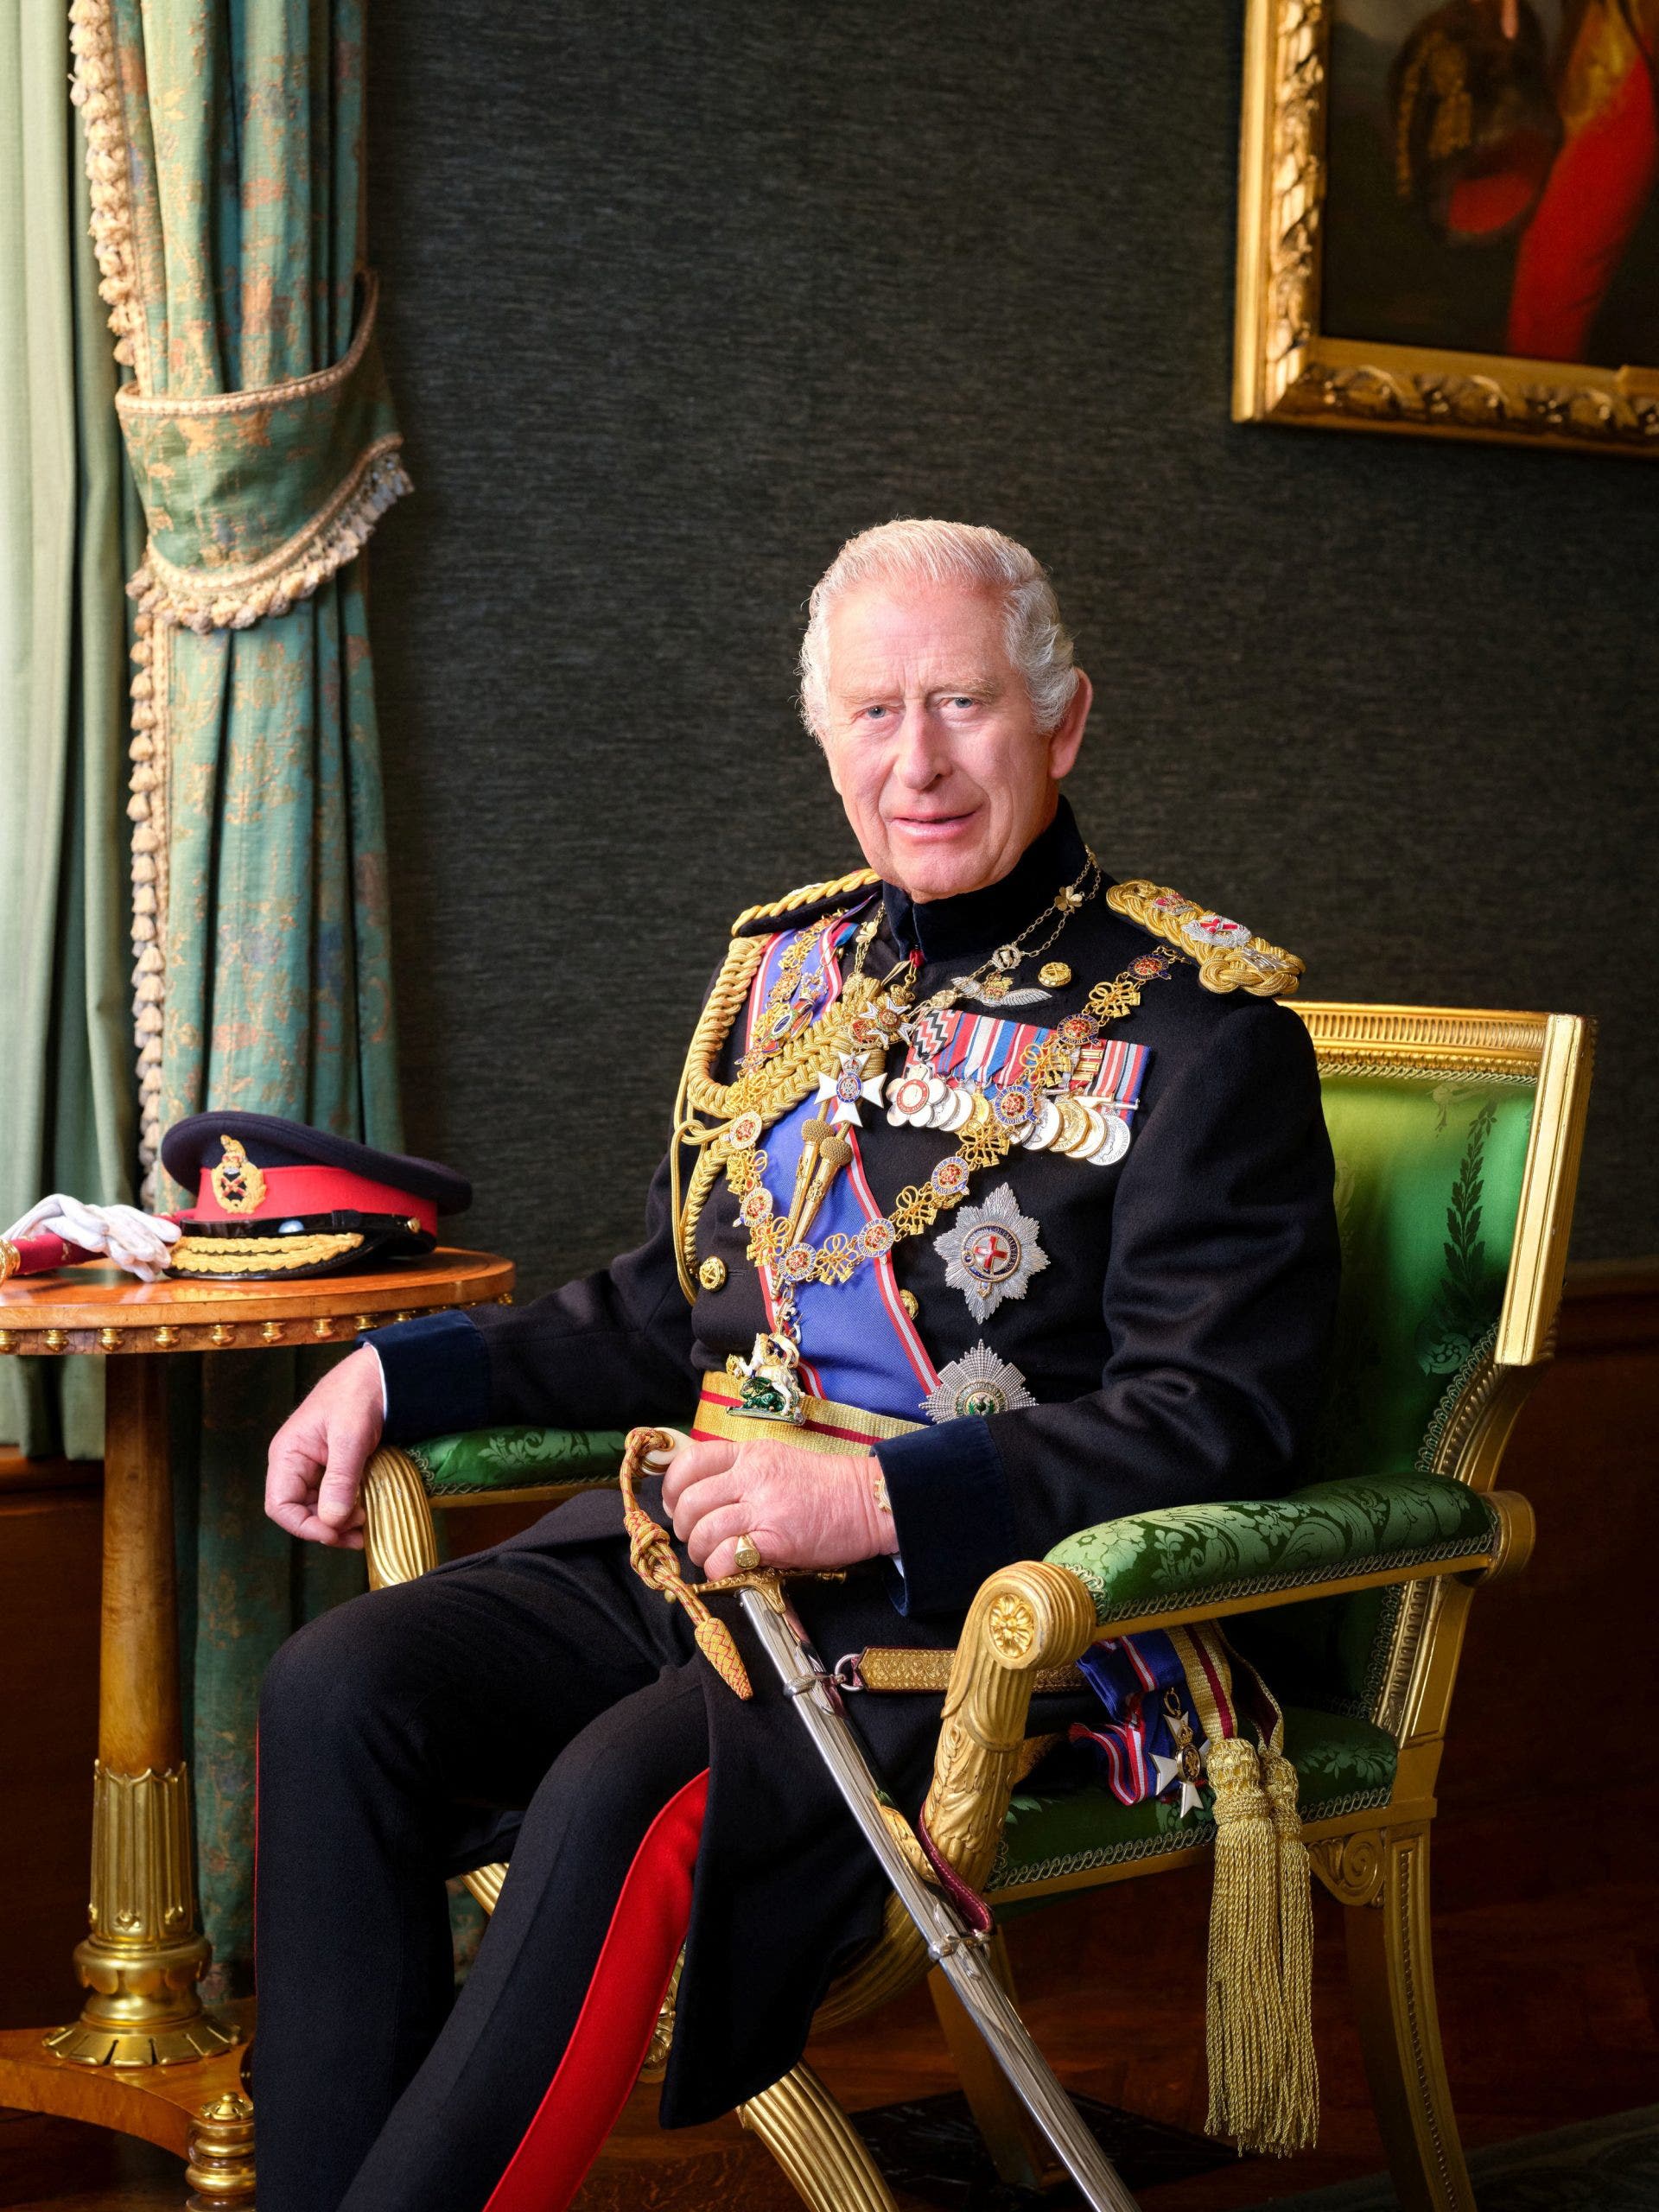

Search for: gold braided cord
xmin=729 ymin=866 xmax=879 ymax=937
xmin=677 ymin=1146 xmax=725 ymax=1293
xmin=168 ymin=1232 xmax=364 ymax=1273
xmin=618 ymin=1427 xmax=753 ymax=1698
xmin=672 ymin=931 xmax=891 ymax=1295
xmin=1106 ymin=880 xmax=1303 ymax=999
xmin=677 ymin=934 xmax=770 ymax=1125
xmin=671 ymin=935 xmax=767 ymax=1299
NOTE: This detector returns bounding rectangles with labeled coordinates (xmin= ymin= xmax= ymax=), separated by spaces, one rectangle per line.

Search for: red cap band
xmin=183 ymin=1165 xmax=436 ymax=1234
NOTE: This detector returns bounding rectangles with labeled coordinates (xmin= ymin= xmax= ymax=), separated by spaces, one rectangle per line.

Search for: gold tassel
xmin=620 ymin=1427 xmax=753 ymax=1700
xmin=1204 ymin=1734 xmax=1287 ymax=2153
xmin=1262 ymin=1748 xmax=1319 ymax=2151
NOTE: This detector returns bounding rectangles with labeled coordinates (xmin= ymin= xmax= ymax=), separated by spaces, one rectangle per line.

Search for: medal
xmin=1151 ymin=1688 xmax=1209 ymax=1818
xmin=817 ymin=1052 xmax=887 ymax=1128
xmin=886 ymin=1070 xmax=945 ymax=1127
xmin=922 ymin=1343 xmax=1038 ymax=1423
xmin=935 ymin=1182 xmax=1049 ymax=1319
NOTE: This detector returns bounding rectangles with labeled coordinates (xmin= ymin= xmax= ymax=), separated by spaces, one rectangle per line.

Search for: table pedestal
xmin=0 ymin=1247 xmax=513 ymax=2196
xmin=39 ymin=1357 xmax=235 ymax=2067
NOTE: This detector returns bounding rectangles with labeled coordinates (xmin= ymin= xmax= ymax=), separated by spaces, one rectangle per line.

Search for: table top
xmin=0 ymin=1248 xmax=514 ymax=1357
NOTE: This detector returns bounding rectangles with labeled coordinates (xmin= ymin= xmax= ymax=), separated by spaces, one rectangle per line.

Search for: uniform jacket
xmin=366 ymin=799 xmax=1340 ymax=2123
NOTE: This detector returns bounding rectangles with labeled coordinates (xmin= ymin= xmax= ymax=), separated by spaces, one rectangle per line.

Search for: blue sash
xmin=738 ymin=918 xmax=1153 ymax=1421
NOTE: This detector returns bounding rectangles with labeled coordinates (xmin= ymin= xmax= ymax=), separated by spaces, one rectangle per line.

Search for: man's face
xmin=817 ymin=579 xmax=1090 ymax=901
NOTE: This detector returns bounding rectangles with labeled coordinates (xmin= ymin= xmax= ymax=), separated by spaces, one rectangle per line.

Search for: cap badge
xmin=209 ymin=1136 xmax=267 ymax=1216
xmin=934 ymin=1182 xmax=1049 ymax=1319
xmin=922 ymin=1343 xmax=1037 ymax=1424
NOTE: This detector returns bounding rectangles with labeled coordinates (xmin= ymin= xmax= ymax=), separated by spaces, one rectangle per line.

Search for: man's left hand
xmin=660 ymin=1436 xmax=898 ymax=1580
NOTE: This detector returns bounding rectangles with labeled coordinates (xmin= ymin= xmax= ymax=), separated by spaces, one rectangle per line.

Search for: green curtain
xmin=0 ymin=0 xmax=136 ymax=1460
xmin=68 ymin=0 xmax=409 ymax=1990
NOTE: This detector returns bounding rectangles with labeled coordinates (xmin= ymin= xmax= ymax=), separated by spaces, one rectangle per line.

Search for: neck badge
xmin=934 ymin=1182 xmax=1049 ymax=1319
xmin=816 ymin=1052 xmax=887 ymax=1128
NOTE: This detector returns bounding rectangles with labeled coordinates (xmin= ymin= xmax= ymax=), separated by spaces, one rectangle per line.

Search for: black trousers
xmin=254 ymin=1535 xmax=711 ymax=2212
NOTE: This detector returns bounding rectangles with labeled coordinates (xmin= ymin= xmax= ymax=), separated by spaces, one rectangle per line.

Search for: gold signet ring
xmin=734 ymin=1532 xmax=763 ymax=1573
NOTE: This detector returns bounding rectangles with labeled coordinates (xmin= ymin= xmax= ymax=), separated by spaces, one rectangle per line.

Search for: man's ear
xmin=1046 ymin=669 xmax=1092 ymax=781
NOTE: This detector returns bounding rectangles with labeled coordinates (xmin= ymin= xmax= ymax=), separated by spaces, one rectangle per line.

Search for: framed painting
xmin=1234 ymin=0 xmax=1659 ymax=455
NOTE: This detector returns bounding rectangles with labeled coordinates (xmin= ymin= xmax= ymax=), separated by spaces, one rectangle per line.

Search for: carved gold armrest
xmin=919 ymin=1562 xmax=1099 ymax=1894
xmin=362 ymin=1445 xmax=442 ymax=1588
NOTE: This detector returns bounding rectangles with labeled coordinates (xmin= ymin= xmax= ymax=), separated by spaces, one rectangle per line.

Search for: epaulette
xmin=730 ymin=867 xmax=880 ymax=938
xmin=1106 ymin=880 xmax=1303 ymax=999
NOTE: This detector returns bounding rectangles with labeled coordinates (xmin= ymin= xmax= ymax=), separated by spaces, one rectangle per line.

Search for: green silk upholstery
xmin=1230 ymin=1070 xmax=1535 ymax=1713
xmin=409 ymin=1425 xmax=631 ymax=1498
xmin=988 ymin=1707 xmax=1396 ymax=1896
xmin=1309 ymin=1075 xmax=1534 ymax=1487
xmin=1045 ymin=1472 xmax=1496 ymax=1624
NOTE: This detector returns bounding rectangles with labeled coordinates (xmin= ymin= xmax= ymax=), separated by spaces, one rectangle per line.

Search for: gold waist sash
xmin=692 ymin=1372 xmax=922 ymax=1456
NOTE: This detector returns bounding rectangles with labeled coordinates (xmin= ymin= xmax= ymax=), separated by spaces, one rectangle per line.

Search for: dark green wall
xmin=366 ymin=1 xmax=1655 ymax=1297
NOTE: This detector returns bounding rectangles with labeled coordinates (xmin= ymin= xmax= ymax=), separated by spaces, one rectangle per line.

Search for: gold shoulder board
xmin=1106 ymin=880 xmax=1303 ymax=999
xmin=730 ymin=866 xmax=880 ymax=938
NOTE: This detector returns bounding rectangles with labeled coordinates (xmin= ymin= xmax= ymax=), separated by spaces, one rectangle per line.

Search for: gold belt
xmin=693 ymin=1374 xmax=922 ymax=1455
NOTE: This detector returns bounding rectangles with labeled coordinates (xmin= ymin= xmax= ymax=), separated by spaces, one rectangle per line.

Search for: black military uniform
xmin=254 ymin=800 xmax=1339 ymax=2212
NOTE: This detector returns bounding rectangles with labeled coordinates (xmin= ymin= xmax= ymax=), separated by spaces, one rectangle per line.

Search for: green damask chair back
xmin=1236 ymin=1006 xmax=1584 ymax=1720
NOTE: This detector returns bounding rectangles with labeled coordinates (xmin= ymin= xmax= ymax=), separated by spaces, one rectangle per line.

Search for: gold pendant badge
xmin=209 ymin=1136 xmax=267 ymax=1216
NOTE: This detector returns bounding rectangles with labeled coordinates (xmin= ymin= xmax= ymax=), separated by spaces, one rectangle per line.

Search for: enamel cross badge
xmin=817 ymin=1052 xmax=887 ymax=1128
xmin=933 ymin=1182 xmax=1049 ymax=1319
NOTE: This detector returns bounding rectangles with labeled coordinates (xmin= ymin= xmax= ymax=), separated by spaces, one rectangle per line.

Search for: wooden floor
xmin=6 ymin=1782 xmax=1654 ymax=2211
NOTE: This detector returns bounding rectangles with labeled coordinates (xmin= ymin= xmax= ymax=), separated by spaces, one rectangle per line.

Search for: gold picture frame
xmin=1233 ymin=0 xmax=1659 ymax=457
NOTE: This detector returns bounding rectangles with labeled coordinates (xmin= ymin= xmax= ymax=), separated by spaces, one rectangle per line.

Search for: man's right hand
xmin=264 ymin=1344 xmax=385 ymax=1548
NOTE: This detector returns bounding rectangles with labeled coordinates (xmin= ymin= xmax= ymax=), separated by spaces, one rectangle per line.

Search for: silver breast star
xmin=934 ymin=1182 xmax=1049 ymax=1319
xmin=921 ymin=1344 xmax=1037 ymax=1425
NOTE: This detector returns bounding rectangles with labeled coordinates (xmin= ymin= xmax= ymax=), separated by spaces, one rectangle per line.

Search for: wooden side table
xmin=0 ymin=1249 xmax=513 ymax=2198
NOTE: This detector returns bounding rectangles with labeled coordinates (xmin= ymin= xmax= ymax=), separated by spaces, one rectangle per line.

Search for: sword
xmin=737 ymin=1585 xmax=1141 ymax=2212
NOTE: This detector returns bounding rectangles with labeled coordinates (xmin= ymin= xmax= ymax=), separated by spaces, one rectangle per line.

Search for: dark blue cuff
xmin=874 ymin=1416 xmax=1019 ymax=1618
xmin=364 ymin=1311 xmax=493 ymax=1445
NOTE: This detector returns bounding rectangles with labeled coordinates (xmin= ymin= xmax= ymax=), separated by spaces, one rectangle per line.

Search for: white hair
xmin=798 ymin=518 xmax=1080 ymax=739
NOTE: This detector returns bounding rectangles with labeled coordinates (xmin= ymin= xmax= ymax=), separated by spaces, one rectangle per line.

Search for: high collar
xmin=880 ymin=798 xmax=1090 ymax=966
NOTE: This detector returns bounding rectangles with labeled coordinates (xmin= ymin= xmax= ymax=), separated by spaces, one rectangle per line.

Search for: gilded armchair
xmin=361 ymin=1000 xmax=1591 ymax=2212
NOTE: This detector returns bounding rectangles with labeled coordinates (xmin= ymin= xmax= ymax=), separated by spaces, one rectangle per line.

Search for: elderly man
xmin=256 ymin=518 xmax=1339 ymax=2212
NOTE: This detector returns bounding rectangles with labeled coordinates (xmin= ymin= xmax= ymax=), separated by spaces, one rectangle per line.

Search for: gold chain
xmin=735 ymin=944 xmax=1181 ymax=1314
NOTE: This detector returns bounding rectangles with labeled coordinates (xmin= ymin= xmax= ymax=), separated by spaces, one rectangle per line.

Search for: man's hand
xmin=660 ymin=1435 xmax=898 ymax=1580
xmin=264 ymin=1345 xmax=385 ymax=1548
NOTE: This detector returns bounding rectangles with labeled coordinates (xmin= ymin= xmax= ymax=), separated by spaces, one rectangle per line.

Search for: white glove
xmin=3 ymin=1194 xmax=181 ymax=1282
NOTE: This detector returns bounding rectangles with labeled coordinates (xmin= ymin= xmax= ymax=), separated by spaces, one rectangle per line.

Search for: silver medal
xmin=1084 ymin=1109 xmax=1132 ymax=1166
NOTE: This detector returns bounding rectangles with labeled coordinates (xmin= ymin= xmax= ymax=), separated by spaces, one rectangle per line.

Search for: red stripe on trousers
xmin=481 ymin=1767 xmax=709 ymax=2212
